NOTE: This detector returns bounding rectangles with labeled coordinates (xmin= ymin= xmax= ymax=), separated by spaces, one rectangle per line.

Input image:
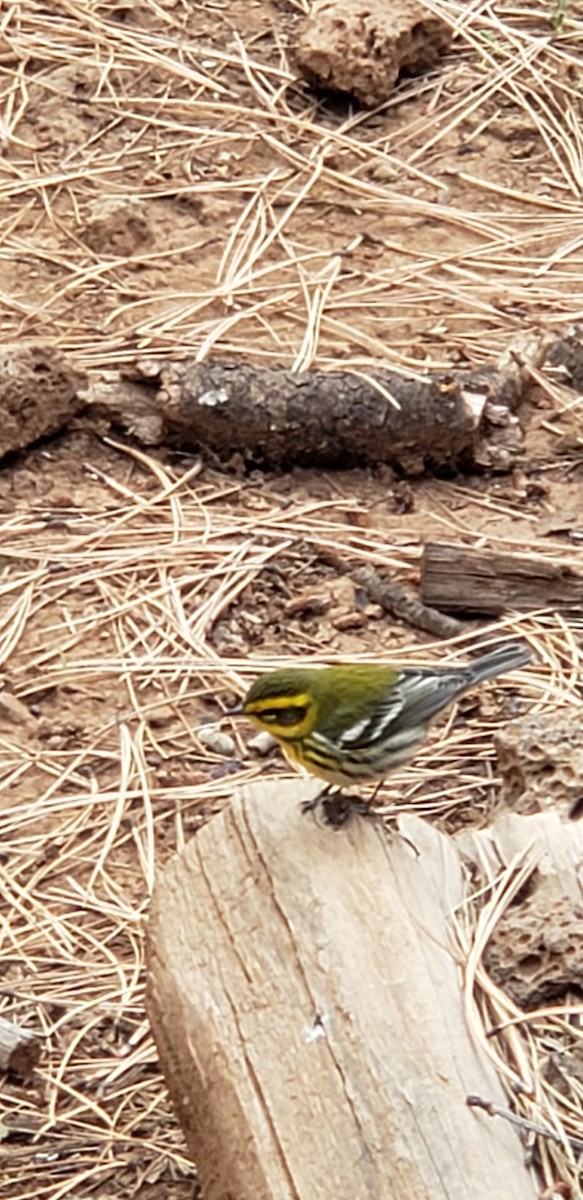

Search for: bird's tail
xmin=466 ymin=641 xmax=532 ymax=685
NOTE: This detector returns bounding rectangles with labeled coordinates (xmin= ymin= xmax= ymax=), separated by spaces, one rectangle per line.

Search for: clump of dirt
xmin=296 ymin=0 xmax=452 ymax=106
xmin=81 ymin=197 xmax=154 ymax=255
xmin=0 ymin=345 xmax=85 ymax=458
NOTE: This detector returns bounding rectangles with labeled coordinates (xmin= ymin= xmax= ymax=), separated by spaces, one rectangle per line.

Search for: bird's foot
xmin=301 ymin=787 xmax=375 ymax=828
xmin=322 ymin=793 xmax=372 ymax=827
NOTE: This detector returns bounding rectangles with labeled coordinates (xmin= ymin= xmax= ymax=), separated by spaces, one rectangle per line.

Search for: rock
xmin=332 ymin=611 xmax=367 ymax=631
xmin=0 ymin=689 xmax=37 ymax=729
xmin=484 ymin=892 xmax=583 ymax=1008
xmin=296 ymin=0 xmax=452 ymax=108
xmin=0 ymin=345 xmax=85 ymax=460
xmin=248 ymin=731 xmax=278 ymax=756
xmin=495 ymin=712 xmax=583 ymax=818
xmin=147 ymin=705 xmax=178 ymax=729
xmin=197 ymin=726 xmax=236 ymax=757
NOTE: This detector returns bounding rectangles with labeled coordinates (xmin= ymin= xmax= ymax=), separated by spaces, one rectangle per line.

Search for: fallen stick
xmin=352 ymin=563 xmax=467 ymax=637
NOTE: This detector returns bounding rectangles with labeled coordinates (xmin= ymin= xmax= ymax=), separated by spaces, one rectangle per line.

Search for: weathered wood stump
xmin=147 ymin=780 xmax=537 ymax=1200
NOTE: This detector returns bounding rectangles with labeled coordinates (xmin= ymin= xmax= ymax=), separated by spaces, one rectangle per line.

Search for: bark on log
xmin=0 ymin=1015 xmax=42 ymax=1078
xmin=421 ymin=541 xmax=583 ymax=615
xmin=87 ymin=331 xmax=550 ymax=473
xmin=146 ymin=780 xmax=537 ymax=1200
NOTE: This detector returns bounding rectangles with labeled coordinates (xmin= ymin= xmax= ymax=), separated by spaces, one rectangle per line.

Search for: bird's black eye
xmin=260 ymin=705 xmax=307 ymax=727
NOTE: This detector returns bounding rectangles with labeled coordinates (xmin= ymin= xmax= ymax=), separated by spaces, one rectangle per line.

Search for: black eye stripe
xmin=260 ymin=706 xmax=307 ymax=726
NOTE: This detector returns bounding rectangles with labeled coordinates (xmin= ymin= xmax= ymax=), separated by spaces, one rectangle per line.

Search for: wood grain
xmin=421 ymin=540 xmax=583 ymax=614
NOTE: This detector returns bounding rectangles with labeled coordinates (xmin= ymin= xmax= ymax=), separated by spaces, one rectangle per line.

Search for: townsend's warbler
xmin=233 ymin=642 xmax=531 ymax=794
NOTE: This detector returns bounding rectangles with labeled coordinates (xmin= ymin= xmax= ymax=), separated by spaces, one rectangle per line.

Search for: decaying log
xmin=87 ymin=331 xmax=550 ymax=474
xmin=0 ymin=1015 xmax=42 ymax=1079
xmin=421 ymin=541 xmax=583 ymax=615
xmin=147 ymin=780 xmax=537 ymax=1200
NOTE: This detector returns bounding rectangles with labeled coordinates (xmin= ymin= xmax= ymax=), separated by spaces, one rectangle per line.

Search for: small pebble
xmin=197 ymin=726 xmax=236 ymax=757
xmin=148 ymin=704 xmax=177 ymax=728
xmin=248 ymin=731 xmax=278 ymax=756
xmin=0 ymin=690 xmax=37 ymax=727
xmin=332 ymin=611 xmax=367 ymax=631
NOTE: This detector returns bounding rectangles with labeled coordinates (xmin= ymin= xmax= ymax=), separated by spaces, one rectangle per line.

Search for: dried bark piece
xmin=157 ymin=360 xmax=479 ymax=473
xmin=0 ymin=1015 xmax=42 ymax=1079
xmin=86 ymin=330 xmax=550 ymax=473
xmin=92 ymin=358 xmax=515 ymax=474
xmin=296 ymin=0 xmax=452 ymax=107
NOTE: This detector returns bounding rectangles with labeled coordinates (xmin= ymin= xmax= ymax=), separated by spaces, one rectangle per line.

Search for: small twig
xmin=466 ymin=1094 xmax=583 ymax=1155
xmin=352 ymin=564 xmax=466 ymax=638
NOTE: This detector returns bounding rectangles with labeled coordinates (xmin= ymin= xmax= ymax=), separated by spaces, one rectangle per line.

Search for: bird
xmin=231 ymin=642 xmax=531 ymax=808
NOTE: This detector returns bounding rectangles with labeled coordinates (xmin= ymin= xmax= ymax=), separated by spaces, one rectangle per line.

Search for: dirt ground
xmin=1 ymin=1 xmax=583 ymax=1197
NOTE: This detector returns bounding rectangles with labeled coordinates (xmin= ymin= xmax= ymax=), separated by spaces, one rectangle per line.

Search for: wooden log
xmin=88 ymin=331 xmax=550 ymax=474
xmin=146 ymin=780 xmax=537 ymax=1200
xmin=420 ymin=540 xmax=583 ymax=615
xmin=0 ymin=1015 xmax=42 ymax=1078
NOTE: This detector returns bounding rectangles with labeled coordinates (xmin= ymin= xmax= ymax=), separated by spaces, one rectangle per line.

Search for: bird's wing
xmin=389 ymin=668 xmax=468 ymax=728
xmin=336 ymin=687 xmax=407 ymax=750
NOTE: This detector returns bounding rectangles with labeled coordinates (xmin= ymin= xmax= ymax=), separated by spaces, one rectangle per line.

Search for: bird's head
xmin=232 ymin=665 xmax=402 ymax=743
xmin=235 ymin=668 xmax=318 ymax=741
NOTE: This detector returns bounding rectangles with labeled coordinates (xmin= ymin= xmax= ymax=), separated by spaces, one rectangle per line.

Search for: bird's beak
xmin=226 ymin=702 xmax=244 ymax=715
